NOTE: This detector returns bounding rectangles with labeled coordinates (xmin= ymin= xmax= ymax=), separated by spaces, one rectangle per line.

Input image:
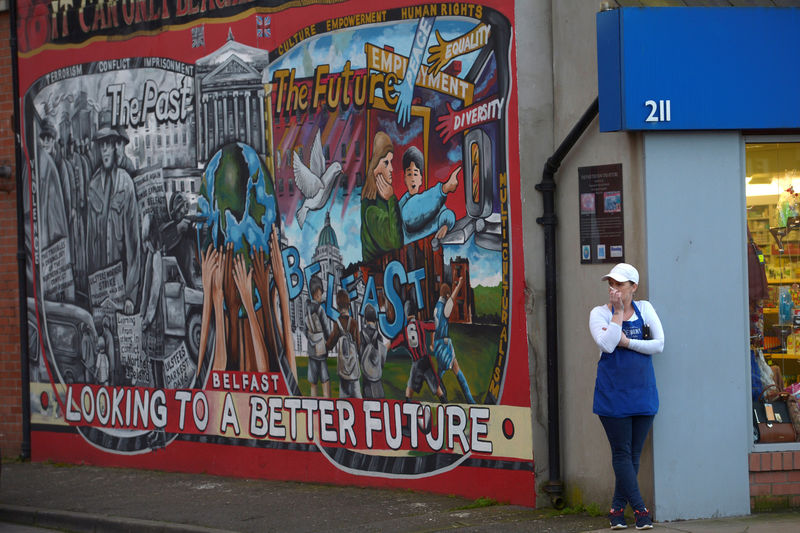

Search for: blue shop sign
xmin=597 ymin=7 xmax=800 ymax=132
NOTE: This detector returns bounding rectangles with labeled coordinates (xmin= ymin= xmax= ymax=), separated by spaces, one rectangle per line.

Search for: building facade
xmin=4 ymin=0 xmax=799 ymax=521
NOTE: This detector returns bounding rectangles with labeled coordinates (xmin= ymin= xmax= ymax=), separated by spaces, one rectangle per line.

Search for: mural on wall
xmin=17 ymin=0 xmax=532 ymax=504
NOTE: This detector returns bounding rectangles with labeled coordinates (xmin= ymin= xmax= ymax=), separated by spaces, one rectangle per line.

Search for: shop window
xmin=746 ymin=141 xmax=800 ymax=445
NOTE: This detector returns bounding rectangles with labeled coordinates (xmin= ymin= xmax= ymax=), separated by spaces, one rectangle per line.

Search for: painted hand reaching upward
xmin=394 ymin=80 xmax=414 ymax=127
xmin=269 ymin=225 xmax=289 ymax=305
xmin=232 ymin=254 xmax=254 ymax=311
xmin=270 ymin=224 xmax=296 ymax=380
xmin=201 ymin=246 xmax=219 ymax=296
xmin=251 ymin=246 xmax=271 ymax=304
xmin=211 ymin=246 xmax=229 ymax=371
xmin=212 ymin=246 xmax=225 ymax=308
xmin=222 ymin=242 xmax=239 ymax=314
xmin=197 ymin=246 xmax=220 ymax=380
xmin=233 ymin=254 xmax=269 ymax=373
xmin=425 ymin=30 xmax=450 ymax=76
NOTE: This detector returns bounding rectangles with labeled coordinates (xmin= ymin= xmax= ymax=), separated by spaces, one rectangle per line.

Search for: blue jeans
xmin=599 ymin=415 xmax=654 ymax=511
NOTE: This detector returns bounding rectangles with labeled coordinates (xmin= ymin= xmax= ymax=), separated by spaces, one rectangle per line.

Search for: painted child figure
xmin=398 ymin=146 xmax=459 ymax=243
xmin=327 ymin=289 xmax=362 ymax=398
xmin=304 ymin=275 xmax=331 ymax=397
xmin=360 ymin=303 xmax=387 ymax=399
xmin=390 ymin=297 xmax=447 ymax=404
xmin=434 ymin=277 xmax=475 ymax=404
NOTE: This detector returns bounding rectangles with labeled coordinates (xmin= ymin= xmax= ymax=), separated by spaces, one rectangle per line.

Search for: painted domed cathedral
xmin=312 ymin=211 xmax=344 ymax=292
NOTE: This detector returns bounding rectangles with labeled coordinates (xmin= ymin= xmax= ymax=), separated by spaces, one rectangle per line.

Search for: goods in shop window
xmin=766 ymin=286 xmax=779 ymax=307
xmin=791 ymin=284 xmax=800 ymax=306
xmin=776 ymin=186 xmax=800 ymax=227
xmin=780 ymin=286 xmax=794 ymax=323
xmin=787 ymin=382 xmax=800 ymax=400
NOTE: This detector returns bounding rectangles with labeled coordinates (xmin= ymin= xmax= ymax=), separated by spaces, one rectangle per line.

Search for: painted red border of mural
xmin=21 ymin=0 xmax=533 ymax=505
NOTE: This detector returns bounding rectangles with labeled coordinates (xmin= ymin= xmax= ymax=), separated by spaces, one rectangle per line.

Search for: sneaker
xmin=634 ymin=508 xmax=653 ymax=530
xmin=609 ymin=508 xmax=627 ymax=530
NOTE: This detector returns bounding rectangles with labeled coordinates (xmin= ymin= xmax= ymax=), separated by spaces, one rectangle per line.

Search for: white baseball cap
xmin=601 ymin=263 xmax=639 ymax=284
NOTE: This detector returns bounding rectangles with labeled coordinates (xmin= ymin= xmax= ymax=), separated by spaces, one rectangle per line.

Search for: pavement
xmin=0 ymin=462 xmax=798 ymax=533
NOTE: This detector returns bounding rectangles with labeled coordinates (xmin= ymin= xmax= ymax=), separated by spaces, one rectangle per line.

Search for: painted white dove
xmin=293 ymin=130 xmax=343 ymax=228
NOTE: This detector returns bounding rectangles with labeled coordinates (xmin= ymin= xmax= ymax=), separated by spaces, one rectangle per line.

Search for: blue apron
xmin=593 ymin=302 xmax=659 ymax=417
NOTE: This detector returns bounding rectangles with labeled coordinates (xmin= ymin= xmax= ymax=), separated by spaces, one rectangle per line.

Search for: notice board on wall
xmin=579 ymin=163 xmax=624 ymax=264
xmin=16 ymin=0 xmax=533 ymax=505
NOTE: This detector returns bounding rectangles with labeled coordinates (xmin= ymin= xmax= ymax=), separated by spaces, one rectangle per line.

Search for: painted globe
xmin=197 ymin=142 xmax=278 ymax=262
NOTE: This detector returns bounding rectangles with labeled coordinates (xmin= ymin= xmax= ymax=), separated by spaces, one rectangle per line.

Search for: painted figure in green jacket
xmin=361 ymin=131 xmax=403 ymax=263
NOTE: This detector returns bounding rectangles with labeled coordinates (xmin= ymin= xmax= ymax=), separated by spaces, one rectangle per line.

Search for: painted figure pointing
xmin=292 ymin=130 xmax=343 ymax=228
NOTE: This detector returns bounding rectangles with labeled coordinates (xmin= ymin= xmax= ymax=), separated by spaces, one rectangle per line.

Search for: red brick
xmin=753 ymin=471 xmax=788 ymax=483
xmin=772 ymin=482 xmax=800 ymax=496
xmin=772 ymin=452 xmax=783 ymax=470
xmin=750 ymin=453 xmax=761 ymax=472
xmin=787 ymin=471 xmax=800 ymax=482
xmin=0 ymin=8 xmax=17 ymax=457
xmin=783 ymin=452 xmax=794 ymax=469
xmin=762 ymin=452 xmax=772 ymax=471
xmin=750 ymin=483 xmax=773 ymax=496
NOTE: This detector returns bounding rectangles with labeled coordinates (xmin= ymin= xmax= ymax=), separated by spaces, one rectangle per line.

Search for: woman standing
xmin=589 ymin=263 xmax=664 ymax=530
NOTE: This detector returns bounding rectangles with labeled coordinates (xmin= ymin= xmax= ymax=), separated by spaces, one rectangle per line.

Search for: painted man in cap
xmin=37 ymin=119 xmax=69 ymax=252
xmin=114 ymin=125 xmax=136 ymax=175
xmin=87 ymin=112 xmax=141 ymax=314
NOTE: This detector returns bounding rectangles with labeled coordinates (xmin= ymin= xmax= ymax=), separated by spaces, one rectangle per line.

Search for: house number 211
xmin=645 ymin=99 xmax=671 ymax=122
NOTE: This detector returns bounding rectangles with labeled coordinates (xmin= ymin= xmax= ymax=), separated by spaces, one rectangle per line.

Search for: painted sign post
xmin=17 ymin=0 xmax=533 ymax=505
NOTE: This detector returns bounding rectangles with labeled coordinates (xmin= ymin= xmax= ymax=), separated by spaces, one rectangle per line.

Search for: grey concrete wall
xmin=643 ymin=132 xmax=751 ymax=520
xmin=516 ymin=0 xmax=649 ymax=508
xmin=519 ymin=2 xmax=754 ymax=518
xmin=514 ymin=0 xmax=554 ymax=506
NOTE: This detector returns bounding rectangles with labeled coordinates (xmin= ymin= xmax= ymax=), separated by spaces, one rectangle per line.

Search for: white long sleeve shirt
xmin=589 ymin=300 xmax=665 ymax=356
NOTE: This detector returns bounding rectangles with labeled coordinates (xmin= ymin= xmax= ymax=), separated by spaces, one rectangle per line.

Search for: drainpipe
xmin=9 ymin=1 xmax=31 ymax=460
xmin=536 ymin=97 xmax=599 ymax=508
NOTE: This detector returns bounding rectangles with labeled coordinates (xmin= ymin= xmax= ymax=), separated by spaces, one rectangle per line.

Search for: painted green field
xmin=295 ymin=322 xmax=501 ymax=403
xmin=473 ymin=283 xmax=502 ymax=319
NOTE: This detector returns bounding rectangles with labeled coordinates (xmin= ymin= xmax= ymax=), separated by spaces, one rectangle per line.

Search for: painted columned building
xmin=195 ymin=29 xmax=270 ymax=164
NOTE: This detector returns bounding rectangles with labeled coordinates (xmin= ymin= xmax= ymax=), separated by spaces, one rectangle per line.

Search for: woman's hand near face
xmin=608 ymin=287 xmax=624 ymax=313
xmin=608 ymin=286 xmax=624 ymax=328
